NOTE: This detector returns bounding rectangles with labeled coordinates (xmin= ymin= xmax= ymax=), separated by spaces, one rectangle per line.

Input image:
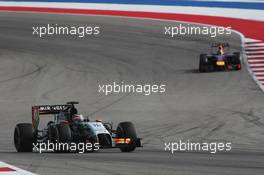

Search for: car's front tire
xmin=116 ymin=122 xmax=138 ymax=152
xmin=54 ymin=124 xmax=72 ymax=153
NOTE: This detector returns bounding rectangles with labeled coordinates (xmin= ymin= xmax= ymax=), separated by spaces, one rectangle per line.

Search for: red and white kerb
xmin=0 ymin=161 xmax=36 ymax=175
xmin=245 ymin=38 xmax=264 ymax=91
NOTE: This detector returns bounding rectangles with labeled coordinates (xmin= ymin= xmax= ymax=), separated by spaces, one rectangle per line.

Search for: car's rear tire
xmin=233 ymin=52 xmax=240 ymax=60
xmin=233 ymin=52 xmax=241 ymax=70
xmin=116 ymin=122 xmax=137 ymax=152
xmin=227 ymin=52 xmax=241 ymax=70
xmin=199 ymin=54 xmax=212 ymax=72
xmin=14 ymin=123 xmax=34 ymax=152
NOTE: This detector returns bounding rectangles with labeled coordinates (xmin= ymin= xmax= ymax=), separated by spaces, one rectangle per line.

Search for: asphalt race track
xmin=0 ymin=12 xmax=264 ymax=175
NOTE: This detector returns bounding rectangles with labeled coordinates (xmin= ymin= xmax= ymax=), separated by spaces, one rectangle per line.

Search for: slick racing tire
xmin=117 ymin=122 xmax=138 ymax=152
xmin=14 ymin=123 xmax=34 ymax=152
xmin=228 ymin=52 xmax=241 ymax=71
xmin=199 ymin=54 xmax=213 ymax=72
xmin=233 ymin=52 xmax=241 ymax=70
xmin=233 ymin=52 xmax=240 ymax=61
xmin=57 ymin=124 xmax=72 ymax=143
xmin=199 ymin=54 xmax=206 ymax=72
xmin=55 ymin=124 xmax=72 ymax=153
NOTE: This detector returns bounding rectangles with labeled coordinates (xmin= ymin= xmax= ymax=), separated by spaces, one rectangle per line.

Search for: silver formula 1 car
xmin=14 ymin=101 xmax=141 ymax=153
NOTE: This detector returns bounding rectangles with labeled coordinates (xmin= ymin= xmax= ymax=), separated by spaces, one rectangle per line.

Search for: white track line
xmin=245 ymin=38 xmax=261 ymax=42
xmin=0 ymin=1 xmax=264 ymax=21
xmin=246 ymin=47 xmax=264 ymax=52
xmin=246 ymin=51 xmax=264 ymax=54
xmin=245 ymin=43 xmax=264 ymax=47
xmin=250 ymin=62 xmax=264 ymax=67
xmin=247 ymin=55 xmax=264 ymax=58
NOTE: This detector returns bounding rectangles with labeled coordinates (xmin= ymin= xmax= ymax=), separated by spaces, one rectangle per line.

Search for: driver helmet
xmin=218 ymin=45 xmax=224 ymax=55
xmin=72 ymin=114 xmax=84 ymax=123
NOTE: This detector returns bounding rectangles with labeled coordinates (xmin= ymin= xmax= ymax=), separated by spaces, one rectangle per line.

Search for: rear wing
xmin=31 ymin=104 xmax=72 ymax=131
xmin=211 ymin=43 xmax=230 ymax=53
xmin=211 ymin=43 xmax=230 ymax=48
xmin=32 ymin=105 xmax=71 ymax=115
